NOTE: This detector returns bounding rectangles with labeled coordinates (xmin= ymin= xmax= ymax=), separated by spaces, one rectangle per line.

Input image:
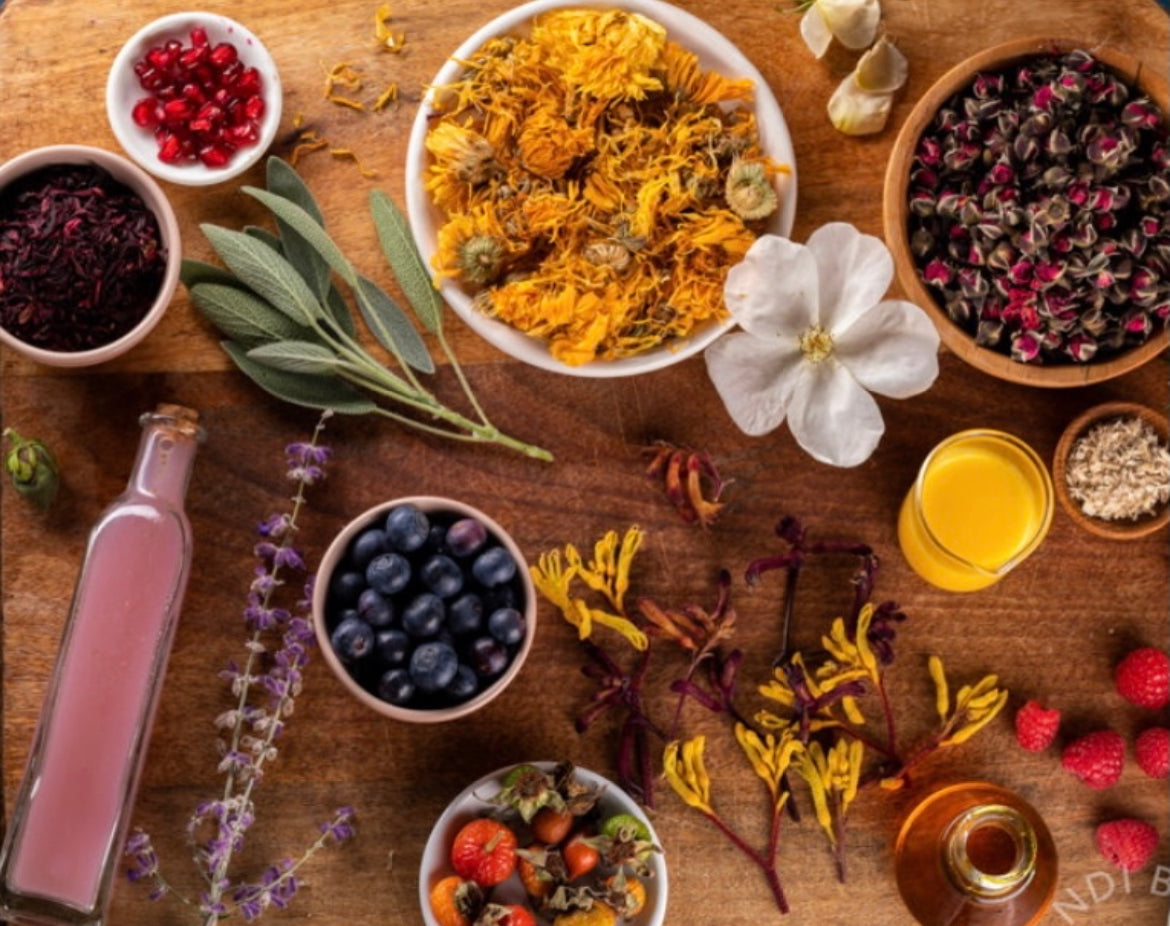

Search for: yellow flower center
xmin=799 ymin=325 xmax=834 ymax=363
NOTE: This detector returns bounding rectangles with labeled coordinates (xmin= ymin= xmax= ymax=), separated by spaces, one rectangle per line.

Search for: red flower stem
xmin=876 ymin=676 xmax=898 ymax=757
xmin=702 ymin=810 xmax=789 ymax=914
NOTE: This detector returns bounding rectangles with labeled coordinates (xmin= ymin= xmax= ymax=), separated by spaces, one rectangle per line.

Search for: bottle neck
xmin=127 ymin=407 xmax=204 ymax=504
xmin=944 ymin=803 xmax=1038 ymax=903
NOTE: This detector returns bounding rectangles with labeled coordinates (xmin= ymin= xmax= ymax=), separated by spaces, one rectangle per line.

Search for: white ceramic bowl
xmin=311 ymin=496 xmax=536 ymax=724
xmin=0 ymin=145 xmax=180 ymax=367
xmin=405 ymin=0 xmax=797 ymax=378
xmin=420 ymin=762 xmax=668 ymax=926
xmin=106 ymin=11 xmax=282 ymax=187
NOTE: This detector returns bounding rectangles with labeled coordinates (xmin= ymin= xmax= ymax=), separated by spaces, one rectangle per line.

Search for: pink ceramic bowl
xmin=311 ymin=496 xmax=536 ymax=723
xmin=0 ymin=145 xmax=180 ymax=367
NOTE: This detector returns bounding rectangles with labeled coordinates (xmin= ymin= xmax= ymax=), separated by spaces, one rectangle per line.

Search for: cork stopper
xmin=141 ymin=403 xmax=204 ymax=440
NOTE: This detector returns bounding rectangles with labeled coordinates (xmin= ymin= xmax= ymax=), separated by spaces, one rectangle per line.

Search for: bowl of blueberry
xmin=312 ymin=496 xmax=536 ymax=722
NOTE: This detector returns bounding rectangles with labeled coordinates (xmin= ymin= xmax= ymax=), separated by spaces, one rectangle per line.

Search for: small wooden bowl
xmin=883 ymin=38 xmax=1170 ymax=388
xmin=1052 ymin=401 xmax=1170 ymax=540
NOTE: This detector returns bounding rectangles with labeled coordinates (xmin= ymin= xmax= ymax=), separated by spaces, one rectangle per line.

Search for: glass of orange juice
xmin=898 ymin=430 xmax=1054 ymax=592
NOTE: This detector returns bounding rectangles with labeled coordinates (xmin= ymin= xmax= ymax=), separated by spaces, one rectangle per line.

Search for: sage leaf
xmin=267 ymin=157 xmax=325 ymax=224
xmin=190 ymin=283 xmax=312 ymax=346
xmin=355 ymin=275 xmax=435 ymax=374
xmin=247 ymin=340 xmax=348 ymax=376
xmin=244 ymin=224 xmax=284 ymax=254
xmin=370 ymin=190 xmax=443 ymax=334
xmin=243 ymin=186 xmax=357 ymax=288
xmin=181 ymin=258 xmax=238 ymax=290
xmin=325 ymin=283 xmax=358 ymax=338
xmin=264 ymin=158 xmax=334 ymax=301
xmin=201 ymin=224 xmax=324 ymax=328
xmin=222 ymin=341 xmax=377 ymax=415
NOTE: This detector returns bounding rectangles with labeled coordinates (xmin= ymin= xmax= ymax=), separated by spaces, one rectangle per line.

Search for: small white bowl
xmin=420 ymin=762 xmax=669 ymax=926
xmin=0 ymin=145 xmax=180 ymax=367
xmin=106 ymin=12 xmax=282 ymax=187
xmin=311 ymin=496 xmax=537 ymax=724
xmin=405 ymin=0 xmax=797 ymax=378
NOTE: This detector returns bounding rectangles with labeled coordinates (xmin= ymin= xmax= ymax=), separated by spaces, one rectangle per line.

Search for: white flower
xmin=799 ymin=0 xmax=881 ymax=59
xmin=828 ymin=36 xmax=909 ymax=136
xmin=704 ymin=223 xmax=940 ymax=467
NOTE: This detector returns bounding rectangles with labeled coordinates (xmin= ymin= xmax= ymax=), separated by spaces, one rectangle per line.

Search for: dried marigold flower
xmin=725 ymin=159 xmax=779 ymax=221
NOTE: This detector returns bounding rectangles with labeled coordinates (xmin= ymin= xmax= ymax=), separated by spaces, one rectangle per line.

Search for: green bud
xmin=3 ymin=427 xmax=60 ymax=511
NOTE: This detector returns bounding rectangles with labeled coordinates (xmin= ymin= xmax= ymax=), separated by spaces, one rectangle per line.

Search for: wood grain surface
xmin=1 ymin=1 xmax=1168 ymax=925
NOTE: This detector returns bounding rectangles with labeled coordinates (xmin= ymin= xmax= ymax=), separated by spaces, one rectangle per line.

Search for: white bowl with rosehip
xmin=421 ymin=762 xmax=668 ymax=926
xmin=105 ymin=12 xmax=282 ymax=186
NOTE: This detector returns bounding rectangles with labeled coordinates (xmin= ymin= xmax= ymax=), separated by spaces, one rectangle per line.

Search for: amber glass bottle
xmin=894 ymin=782 xmax=1058 ymax=926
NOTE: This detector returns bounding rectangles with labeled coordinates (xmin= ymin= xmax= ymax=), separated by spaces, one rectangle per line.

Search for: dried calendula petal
xmin=828 ymin=36 xmax=908 ymax=136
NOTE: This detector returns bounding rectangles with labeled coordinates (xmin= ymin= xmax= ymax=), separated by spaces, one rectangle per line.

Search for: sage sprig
xmin=184 ymin=157 xmax=552 ymax=461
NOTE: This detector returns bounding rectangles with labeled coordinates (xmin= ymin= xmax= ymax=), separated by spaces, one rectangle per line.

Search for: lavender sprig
xmin=124 ymin=411 xmax=355 ymax=924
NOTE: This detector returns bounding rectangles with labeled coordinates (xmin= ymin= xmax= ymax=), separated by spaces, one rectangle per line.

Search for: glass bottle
xmin=0 ymin=404 xmax=204 ymax=926
xmin=894 ymin=781 xmax=1058 ymax=926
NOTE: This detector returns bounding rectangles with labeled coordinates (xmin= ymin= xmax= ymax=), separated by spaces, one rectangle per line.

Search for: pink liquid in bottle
xmin=0 ymin=405 xmax=203 ymax=926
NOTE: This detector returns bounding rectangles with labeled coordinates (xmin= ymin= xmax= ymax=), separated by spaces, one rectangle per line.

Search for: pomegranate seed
xmin=179 ymin=46 xmax=207 ymax=68
xmin=163 ymin=39 xmax=183 ymax=58
xmin=190 ymin=26 xmax=209 ymax=47
xmin=155 ymin=85 xmax=178 ymax=101
xmin=157 ymin=132 xmax=184 ymax=163
xmin=196 ymin=102 xmax=225 ymax=124
xmin=162 ymin=99 xmax=193 ymax=123
xmin=181 ymin=83 xmax=206 ymax=104
xmin=234 ymin=67 xmax=262 ymax=97
xmin=212 ymin=87 xmax=231 ymax=105
xmin=145 ymin=47 xmax=170 ymax=70
xmin=243 ymin=95 xmax=265 ymax=121
xmin=219 ymin=61 xmax=244 ymax=89
xmin=226 ymin=122 xmax=259 ymax=146
xmin=208 ymin=42 xmax=238 ymax=68
xmin=131 ymin=98 xmax=159 ymax=128
xmin=198 ymin=145 xmax=231 ymax=168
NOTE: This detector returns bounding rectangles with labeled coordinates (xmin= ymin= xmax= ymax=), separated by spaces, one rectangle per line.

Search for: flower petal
xmin=819 ymin=0 xmax=881 ymax=50
xmin=828 ymin=79 xmax=895 ymax=137
xmin=705 ymin=332 xmax=803 ymax=436
xmin=835 ymin=299 xmax=940 ymax=398
xmin=805 ymin=223 xmax=894 ymax=334
xmin=723 ymin=235 xmax=819 ymax=339
xmin=799 ymin=5 xmax=834 ymax=58
xmin=786 ymin=359 xmax=884 ymax=467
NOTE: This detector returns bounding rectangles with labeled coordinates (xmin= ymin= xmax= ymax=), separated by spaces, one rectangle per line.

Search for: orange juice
xmin=898 ymin=430 xmax=1053 ymax=592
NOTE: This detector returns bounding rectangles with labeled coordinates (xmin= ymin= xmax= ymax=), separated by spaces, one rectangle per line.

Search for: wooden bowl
xmin=1052 ymin=401 xmax=1170 ymax=540
xmin=883 ymin=38 xmax=1170 ymax=388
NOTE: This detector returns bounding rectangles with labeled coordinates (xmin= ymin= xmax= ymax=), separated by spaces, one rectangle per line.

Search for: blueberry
xmin=330 ymin=615 xmax=375 ymax=664
xmin=448 ymin=594 xmax=484 ymax=636
xmin=421 ymin=554 xmax=464 ymax=599
xmin=426 ymin=522 xmax=449 ymax=553
xmin=402 ymin=592 xmax=445 ymax=638
xmin=472 ymin=546 xmax=517 ymax=588
xmin=484 ymin=584 xmax=520 ymax=612
xmin=349 ymin=527 xmax=389 ymax=570
xmin=385 ymin=504 xmax=430 ymax=552
xmin=488 ymin=607 xmax=526 ymax=646
xmin=469 ymin=636 xmax=509 ymax=677
xmin=445 ymin=663 xmax=479 ymax=701
xmin=357 ymin=588 xmax=394 ymax=629
xmin=376 ymin=628 xmax=411 ymax=665
xmin=446 ymin=517 xmax=488 ymax=558
xmin=328 ymin=569 xmax=366 ymax=607
xmin=410 ymin=641 xmax=459 ymax=693
xmin=366 ymin=552 xmax=411 ymax=596
xmin=377 ymin=667 xmax=415 ymax=705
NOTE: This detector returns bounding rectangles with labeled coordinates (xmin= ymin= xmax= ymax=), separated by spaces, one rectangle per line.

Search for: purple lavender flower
xmin=124 ymin=412 xmax=353 ymax=921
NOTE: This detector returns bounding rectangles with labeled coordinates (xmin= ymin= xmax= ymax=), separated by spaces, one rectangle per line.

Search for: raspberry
xmin=1135 ymin=727 xmax=1170 ymax=779
xmin=1061 ymin=730 xmax=1125 ymax=789
xmin=1095 ymin=818 xmax=1160 ymax=872
xmin=1114 ymin=647 xmax=1170 ymax=709
xmin=1014 ymin=699 xmax=1061 ymax=752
